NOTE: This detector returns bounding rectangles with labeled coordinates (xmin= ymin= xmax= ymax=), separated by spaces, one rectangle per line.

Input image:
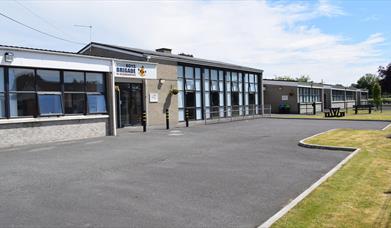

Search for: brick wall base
xmin=0 ymin=118 xmax=109 ymax=148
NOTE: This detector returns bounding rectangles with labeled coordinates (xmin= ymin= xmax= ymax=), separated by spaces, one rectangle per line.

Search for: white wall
xmin=0 ymin=49 xmax=111 ymax=72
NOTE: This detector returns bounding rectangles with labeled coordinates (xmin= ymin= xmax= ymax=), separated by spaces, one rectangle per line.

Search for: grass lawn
xmin=272 ymin=109 xmax=391 ymax=121
xmin=272 ymin=125 xmax=391 ymax=228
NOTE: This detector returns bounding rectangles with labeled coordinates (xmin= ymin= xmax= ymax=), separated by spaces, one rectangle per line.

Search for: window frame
xmin=37 ymin=92 xmax=64 ymax=116
xmin=0 ymin=67 xmax=6 ymax=119
xmin=0 ymin=65 xmax=107 ymax=119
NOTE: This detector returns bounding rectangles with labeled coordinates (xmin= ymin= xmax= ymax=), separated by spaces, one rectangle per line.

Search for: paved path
xmin=0 ymin=119 xmax=388 ymax=228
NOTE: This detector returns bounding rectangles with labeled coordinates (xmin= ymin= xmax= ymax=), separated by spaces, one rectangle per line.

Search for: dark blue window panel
xmin=87 ymin=95 xmax=106 ymax=113
xmin=38 ymin=94 xmax=63 ymax=116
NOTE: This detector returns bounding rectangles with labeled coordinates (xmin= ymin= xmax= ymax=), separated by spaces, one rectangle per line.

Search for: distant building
xmin=263 ymin=79 xmax=368 ymax=114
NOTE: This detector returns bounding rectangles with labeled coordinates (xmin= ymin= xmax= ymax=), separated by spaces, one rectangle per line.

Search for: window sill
xmin=0 ymin=114 xmax=109 ymax=125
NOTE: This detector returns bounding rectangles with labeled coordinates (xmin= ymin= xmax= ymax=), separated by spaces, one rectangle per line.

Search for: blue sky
xmin=310 ymin=0 xmax=390 ymax=46
xmin=0 ymin=0 xmax=390 ymax=85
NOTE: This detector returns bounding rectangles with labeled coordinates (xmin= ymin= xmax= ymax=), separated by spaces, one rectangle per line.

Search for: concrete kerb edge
xmin=258 ymin=129 xmax=362 ymax=228
xmin=382 ymin=123 xmax=391 ymax=131
xmin=265 ymin=116 xmax=391 ymax=123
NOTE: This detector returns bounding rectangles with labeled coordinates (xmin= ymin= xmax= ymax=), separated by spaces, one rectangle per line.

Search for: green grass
xmin=273 ymin=109 xmax=391 ymax=121
xmin=272 ymin=125 xmax=391 ymax=228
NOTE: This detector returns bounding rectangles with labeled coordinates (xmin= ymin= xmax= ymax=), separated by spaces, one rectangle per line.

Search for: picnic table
xmin=353 ymin=104 xmax=373 ymax=114
xmin=325 ymin=107 xmax=345 ymax=117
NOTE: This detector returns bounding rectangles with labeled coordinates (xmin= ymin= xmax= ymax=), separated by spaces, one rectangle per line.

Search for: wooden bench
xmin=353 ymin=104 xmax=373 ymax=114
xmin=324 ymin=108 xmax=345 ymax=117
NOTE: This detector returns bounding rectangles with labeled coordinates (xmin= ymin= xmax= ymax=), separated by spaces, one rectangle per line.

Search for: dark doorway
xmin=232 ymin=92 xmax=239 ymax=116
xmin=249 ymin=93 xmax=256 ymax=114
xmin=116 ymin=83 xmax=143 ymax=127
xmin=211 ymin=91 xmax=220 ymax=118
xmin=185 ymin=91 xmax=196 ymax=120
xmin=324 ymin=93 xmax=329 ymax=109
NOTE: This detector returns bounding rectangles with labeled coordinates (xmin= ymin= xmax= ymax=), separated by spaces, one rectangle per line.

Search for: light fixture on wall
xmin=159 ymin=79 xmax=166 ymax=84
xmin=4 ymin=52 xmax=14 ymax=63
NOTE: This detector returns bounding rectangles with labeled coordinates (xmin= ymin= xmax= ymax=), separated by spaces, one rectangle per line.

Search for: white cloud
xmin=0 ymin=0 xmax=386 ymax=85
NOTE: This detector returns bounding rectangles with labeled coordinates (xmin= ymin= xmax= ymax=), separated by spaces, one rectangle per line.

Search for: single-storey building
xmin=0 ymin=44 xmax=264 ymax=148
xmin=263 ymin=79 xmax=368 ymax=114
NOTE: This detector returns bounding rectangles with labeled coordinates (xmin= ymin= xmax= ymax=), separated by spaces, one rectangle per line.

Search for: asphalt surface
xmin=0 ymin=119 xmax=388 ymax=228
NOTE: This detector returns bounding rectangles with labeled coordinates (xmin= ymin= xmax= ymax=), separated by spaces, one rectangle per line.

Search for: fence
xmin=204 ymin=104 xmax=271 ymax=125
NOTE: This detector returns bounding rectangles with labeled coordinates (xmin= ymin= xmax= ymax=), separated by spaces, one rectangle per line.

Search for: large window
xmin=36 ymin=70 xmax=61 ymax=91
xmin=9 ymin=68 xmax=37 ymax=117
xmin=346 ymin=91 xmax=355 ymax=101
xmin=86 ymin=73 xmax=106 ymax=113
xmin=36 ymin=70 xmax=62 ymax=116
xmin=1 ymin=67 xmax=106 ymax=119
xmin=0 ymin=68 xmax=5 ymax=118
xmin=64 ymin=71 xmax=85 ymax=114
xmin=87 ymin=94 xmax=106 ymax=113
xmin=38 ymin=94 xmax=63 ymax=115
xmin=299 ymin=87 xmax=321 ymax=103
xmin=177 ymin=66 xmax=202 ymax=121
xmin=177 ymin=64 xmax=260 ymax=121
xmin=361 ymin=92 xmax=368 ymax=100
xmin=332 ymin=90 xmax=345 ymax=101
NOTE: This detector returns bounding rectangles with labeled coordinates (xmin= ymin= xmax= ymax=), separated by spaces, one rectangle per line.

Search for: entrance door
xmin=249 ymin=93 xmax=255 ymax=114
xmin=231 ymin=92 xmax=239 ymax=116
xmin=211 ymin=91 xmax=220 ymax=118
xmin=117 ymin=83 xmax=143 ymax=127
xmin=185 ymin=91 xmax=196 ymax=120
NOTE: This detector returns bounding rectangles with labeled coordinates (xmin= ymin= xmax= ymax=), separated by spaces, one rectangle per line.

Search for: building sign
xmin=282 ymin=95 xmax=288 ymax=101
xmin=149 ymin=93 xmax=159 ymax=103
xmin=114 ymin=61 xmax=157 ymax=79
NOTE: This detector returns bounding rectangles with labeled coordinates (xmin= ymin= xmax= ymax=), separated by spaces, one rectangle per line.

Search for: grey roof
xmin=0 ymin=44 xmax=78 ymax=55
xmin=78 ymin=42 xmax=263 ymax=74
xmin=263 ymin=79 xmax=365 ymax=91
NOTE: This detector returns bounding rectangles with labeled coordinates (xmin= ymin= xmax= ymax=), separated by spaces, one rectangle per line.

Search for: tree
xmin=274 ymin=75 xmax=312 ymax=82
xmin=356 ymin=73 xmax=378 ymax=97
xmin=274 ymin=75 xmax=296 ymax=81
xmin=373 ymin=81 xmax=382 ymax=110
xmin=296 ymin=75 xmax=311 ymax=82
xmin=378 ymin=63 xmax=391 ymax=94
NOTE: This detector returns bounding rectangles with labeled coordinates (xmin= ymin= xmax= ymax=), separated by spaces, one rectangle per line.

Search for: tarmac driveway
xmin=0 ymin=119 xmax=388 ymax=228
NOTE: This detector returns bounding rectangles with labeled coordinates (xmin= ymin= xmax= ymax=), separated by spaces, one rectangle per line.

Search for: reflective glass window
xmin=38 ymin=94 xmax=63 ymax=115
xmin=64 ymin=71 xmax=85 ymax=91
xmin=185 ymin=67 xmax=193 ymax=79
xmin=177 ymin=66 xmax=184 ymax=78
xmin=86 ymin=73 xmax=104 ymax=93
xmin=195 ymin=68 xmax=201 ymax=79
xmin=36 ymin=70 xmax=61 ymax=91
xmin=64 ymin=93 xmax=85 ymax=114
xmin=0 ymin=68 xmax=4 ymax=92
xmin=9 ymin=68 xmax=35 ymax=91
xmin=211 ymin=70 xmax=218 ymax=80
xmin=87 ymin=95 xmax=106 ymax=113
xmin=9 ymin=93 xmax=37 ymax=117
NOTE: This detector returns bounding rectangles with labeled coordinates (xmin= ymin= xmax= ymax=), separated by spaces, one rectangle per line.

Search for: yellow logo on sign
xmin=138 ymin=66 xmax=147 ymax=77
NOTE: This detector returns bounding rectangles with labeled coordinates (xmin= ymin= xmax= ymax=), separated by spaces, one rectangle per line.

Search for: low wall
xmin=299 ymin=103 xmax=322 ymax=114
xmin=0 ymin=115 xmax=109 ymax=148
xmin=331 ymin=101 xmax=355 ymax=109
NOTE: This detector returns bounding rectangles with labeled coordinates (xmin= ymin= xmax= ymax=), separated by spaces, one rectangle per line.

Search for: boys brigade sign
xmin=114 ymin=61 xmax=157 ymax=79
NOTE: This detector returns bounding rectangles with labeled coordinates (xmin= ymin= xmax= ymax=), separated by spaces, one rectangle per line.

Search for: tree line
xmin=354 ymin=63 xmax=391 ymax=97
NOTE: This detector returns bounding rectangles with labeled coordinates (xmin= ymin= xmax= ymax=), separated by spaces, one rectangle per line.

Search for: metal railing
xmin=204 ymin=104 xmax=271 ymax=125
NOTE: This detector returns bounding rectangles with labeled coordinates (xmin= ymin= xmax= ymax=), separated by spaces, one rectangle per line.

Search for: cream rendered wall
xmin=145 ymin=61 xmax=178 ymax=127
